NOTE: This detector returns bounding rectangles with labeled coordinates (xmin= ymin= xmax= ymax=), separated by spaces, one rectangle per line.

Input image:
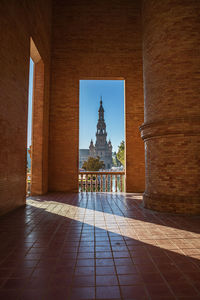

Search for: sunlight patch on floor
xmin=27 ymin=198 xmax=199 ymax=257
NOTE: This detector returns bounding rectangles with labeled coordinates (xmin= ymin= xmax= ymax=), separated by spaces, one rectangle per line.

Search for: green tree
xmin=116 ymin=140 xmax=125 ymax=167
xmin=112 ymin=151 xmax=121 ymax=167
xmin=82 ymin=156 xmax=105 ymax=171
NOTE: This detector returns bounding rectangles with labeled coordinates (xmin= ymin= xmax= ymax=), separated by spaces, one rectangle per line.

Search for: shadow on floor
xmin=0 ymin=192 xmax=199 ymax=299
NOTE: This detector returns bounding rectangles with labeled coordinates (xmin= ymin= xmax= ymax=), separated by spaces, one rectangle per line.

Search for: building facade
xmin=79 ymin=149 xmax=89 ymax=169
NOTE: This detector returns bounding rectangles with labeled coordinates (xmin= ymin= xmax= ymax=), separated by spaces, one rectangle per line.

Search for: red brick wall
xmin=141 ymin=0 xmax=200 ymax=214
xmin=49 ymin=0 xmax=145 ymax=192
xmin=0 ymin=0 xmax=52 ymax=215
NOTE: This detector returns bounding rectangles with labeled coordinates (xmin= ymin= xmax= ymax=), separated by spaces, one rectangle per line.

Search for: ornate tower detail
xmin=96 ymin=99 xmax=107 ymax=147
xmin=89 ymin=98 xmax=113 ymax=169
xmin=89 ymin=139 xmax=95 ymax=157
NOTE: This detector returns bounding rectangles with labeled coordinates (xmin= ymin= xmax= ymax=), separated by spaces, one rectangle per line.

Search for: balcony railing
xmin=79 ymin=171 xmax=125 ymax=192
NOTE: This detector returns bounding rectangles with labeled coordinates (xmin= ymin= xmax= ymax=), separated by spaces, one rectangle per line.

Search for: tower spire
xmin=88 ymin=97 xmax=112 ymax=170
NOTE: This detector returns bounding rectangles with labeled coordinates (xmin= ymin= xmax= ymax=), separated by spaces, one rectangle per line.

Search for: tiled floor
xmin=0 ymin=193 xmax=200 ymax=300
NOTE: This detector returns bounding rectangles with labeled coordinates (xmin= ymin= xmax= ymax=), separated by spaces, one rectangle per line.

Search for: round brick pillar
xmin=140 ymin=0 xmax=200 ymax=214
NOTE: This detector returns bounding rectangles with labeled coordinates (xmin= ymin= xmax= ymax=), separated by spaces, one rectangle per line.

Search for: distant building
xmin=79 ymin=98 xmax=113 ymax=169
xmin=27 ymin=148 xmax=31 ymax=170
xmin=79 ymin=149 xmax=89 ymax=169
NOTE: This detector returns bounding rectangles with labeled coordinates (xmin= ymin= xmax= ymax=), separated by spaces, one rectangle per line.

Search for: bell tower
xmin=89 ymin=97 xmax=113 ymax=169
xmin=96 ymin=98 xmax=107 ymax=147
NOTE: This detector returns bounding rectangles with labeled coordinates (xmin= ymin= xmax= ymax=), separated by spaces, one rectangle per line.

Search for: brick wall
xmin=141 ymin=0 xmax=200 ymax=214
xmin=0 ymin=0 xmax=52 ymax=215
xmin=49 ymin=0 xmax=145 ymax=192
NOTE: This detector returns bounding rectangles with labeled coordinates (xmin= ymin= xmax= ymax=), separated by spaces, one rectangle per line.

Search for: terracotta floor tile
xmin=75 ymin=266 xmax=95 ymax=276
xmin=72 ymin=275 xmax=95 ymax=287
xmin=70 ymin=286 xmax=95 ymax=299
xmin=116 ymin=265 xmax=138 ymax=275
xmin=113 ymin=251 xmax=130 ymax=258
xmin=20 ymin=289 xmax=47 ymax=300
xmin=161 ymin=270 xmax=186 ymax=282
xmin=146 ymin=283 xmax=174 ymax=298
xmin=169 ymin=281 xmax=199 ymax=297
xmin=120 ymin=285 xmax=148 ymax=299
xmin=77 ymin=252 xmax=95 ymax=259
xmin=185 ymin=271 xmax=200 ymax=282
xmin=77 ymin=259 xmax=95 ymax=267
xmin=45 ymin=288 xmax=70 ymax=300
xmin=96 ymin=275 xmax=118 ymax=286
xmin=96 ymin=286 xmax=121 ymax=299
xmin=96 ymin=252 xmax=113 ymax=259
xmin=114 ymin=258 xmax=133 ymax=266
xmin=96 ymin=258 xmax=115 ymax=266
xmin=141 ymin=272 xmax=165 ymax=284
xmin=118 ymin=274 xmax=143 ymax=285
xmin=96 ymin=266 xmax=116 ymax=275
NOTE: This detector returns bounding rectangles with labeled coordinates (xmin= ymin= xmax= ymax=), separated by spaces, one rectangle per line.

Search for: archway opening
xmin=79 ymin=79 xmax=125 ymax=192
xmin=26 ymin=38 xmax=45 ymax=196
xmin=26 ymin=58 xmax=34 ymax=195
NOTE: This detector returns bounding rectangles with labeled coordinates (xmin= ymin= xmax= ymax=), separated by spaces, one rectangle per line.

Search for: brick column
xmin=140 ymin=0 xmax=200 ymax=214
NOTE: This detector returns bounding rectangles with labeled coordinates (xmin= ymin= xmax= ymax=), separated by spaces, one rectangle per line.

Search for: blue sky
xmin=27 ymin=58 xmax=34 ymax=148
xmin=79 ymin=80 xmax=125 ymax=152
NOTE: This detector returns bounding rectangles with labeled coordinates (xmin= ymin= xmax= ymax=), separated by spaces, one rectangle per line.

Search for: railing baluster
xmin=81 ymin=174 xmax=83 ymax=192
xmin=90 ymin=174 xmax=93 ymax=192
xmin=120 ymin=174 xmax=123 ymax=192
xmin=115 ymin=175 xmax=118 ymax=192
xmin=95 ymin=174 xmax=98 ymax=192
xmin=105 ymin=174 xmax=108 ymax=192
xmin=100 ymin=175 xmax=103 ymax=192
xmin=110 ymin=174 xmax=113 ymax=192
xmin=86 ymin=174 xmax=88 ymax=192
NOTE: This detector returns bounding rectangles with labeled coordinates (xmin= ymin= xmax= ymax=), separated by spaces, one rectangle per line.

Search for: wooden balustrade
xmin=79 ymin=171 xmax=125 ymax=192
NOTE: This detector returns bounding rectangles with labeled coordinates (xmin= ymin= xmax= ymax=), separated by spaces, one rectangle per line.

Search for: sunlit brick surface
xmin=49 ymin=0 xmax=145 ymax=193
xmin=0 ymin=193 xmax=200 ymax=299
xmin=141 ymin=0 xmax=200 ymax=213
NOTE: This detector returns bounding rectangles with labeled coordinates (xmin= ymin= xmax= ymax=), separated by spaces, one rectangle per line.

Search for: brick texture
xmin=141 ymin=0 xmax=200 ymax=214
xmin=49 ymin=0 xmax=145 ymax=192
xmin=0 ymin=0 xmax=52 ymax=215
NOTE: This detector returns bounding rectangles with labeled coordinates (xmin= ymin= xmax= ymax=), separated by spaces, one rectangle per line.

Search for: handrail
xmin=79 ymin=171 xmax=125 ymax=192
xmin=79 ymin=171 xmax=125 ymax=175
